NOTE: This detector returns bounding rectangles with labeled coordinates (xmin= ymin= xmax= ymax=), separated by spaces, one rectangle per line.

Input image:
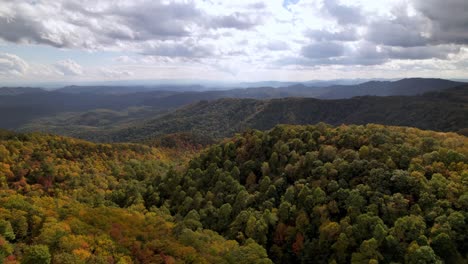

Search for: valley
xmin=1 ymin=0 xmax=468 ymax=262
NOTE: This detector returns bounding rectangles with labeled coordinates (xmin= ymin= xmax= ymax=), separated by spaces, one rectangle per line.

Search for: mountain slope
xmin=0 ymin=130 xmax=271 ymax=263
xmin=0 ymin=91 xmax=175 ymax=129
xmin=106 ymin=86 xmax=468 ymax=142
xmin=55 ymin=85 xmax=205 ymax=94
xmin=0 ymin=87 xmax=46 ymax=96
xmin=149 ymin=124 xmax=468 ymax=263
xmin=317 ymin=78 xmax=464 ymax=99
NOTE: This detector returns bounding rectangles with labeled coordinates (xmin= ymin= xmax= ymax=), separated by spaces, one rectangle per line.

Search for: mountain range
xmin=1 ymin=78 xmax=465 ymax=134
xmin=101 ymin=85 xmax=468 ymax=142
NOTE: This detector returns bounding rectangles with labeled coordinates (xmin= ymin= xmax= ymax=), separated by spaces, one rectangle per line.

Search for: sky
xmin=0 ymin=0 xmax=467 ymax=84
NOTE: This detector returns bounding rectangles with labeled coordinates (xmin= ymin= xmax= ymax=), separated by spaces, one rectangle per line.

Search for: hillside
xmin=55 ymin=85 xmax=205 ymax=94
xmin=105 ymin=86 xmax=468 ymax=142
xmin=317 ymin=78 xmax=463 ymax=99
xmin=149 ymin=124 xmax=468 ymax=263
xmin=0 ymin=124 xmax=466 ymax=263
xmin=2 ymin=78 xmax=464 ymax=131
xmin=0 ymin=87 xmax=47 ymax=96
xmin=51 ymin=78 xmax=466 ymax=99
xmin=0 ymin=87 xmax=46 ymax=96
xmin=0 ymin=91 xmax=177 ymax=129
xmin=0 ymin=130 xmax=270 ymax=263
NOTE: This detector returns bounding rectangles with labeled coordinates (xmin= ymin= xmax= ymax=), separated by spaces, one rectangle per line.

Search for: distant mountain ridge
xmin=1 ymin=78 xmax=466 ymax=135
xmin=50 ymin=78 xmax=465 ymax=98
xmin=317 ymin=78 xmax=464 ymax=99
xmin=55 ymin=84 xmax=206 ymax=94
xmin=0 ymin=87 xmax=46 ymax=96
xmin=105 ymin=85 xmax=468 ymax=142
xmin=2 ymin=78 xmax=464 ymax=99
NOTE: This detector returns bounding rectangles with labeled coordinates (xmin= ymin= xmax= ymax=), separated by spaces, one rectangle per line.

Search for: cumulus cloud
xmin=103 ymin=1 xmax=203 ymax=39
xmin=301 ymin=42 xmax=345 ymax=59
xmin=0 ymin=0 xmax=264 ymax=51
xmin=210 ymin=12 xmax=261 ymax=30
xmin=413 ymin=0 xmax=468 ymax=44
xmin=100 ymin=68 xmax=134 ymax=78
xmin=367 ymin=18 xmax=429 ymax=47
xmin=306 ymin=28 xmax=358 ymax=42
xmin=322 ymin=0 xmax=364 ymax=25
xmin=0 ymin=2 xmax=95 ymax=48
xmin=385 ymin=45 xmax=461 ymax=60
xmin=339 ymin=42 xmax=388 ymax=66
xmin=141 ymin=40 xmax=214 ymax=58
xmin=0 ymin=53 xmax=29 ymax=75
xmin=0 ymin=1 xmax=201 ymax=49
xmin=262 ymin=40 xmax=290 ymax=51
xmin=366 ymin=0 xmax=468 ymax=48
xmin=0 ymin=0 xmax=466 ymax=80
xmin=54 ymin=59 xmax=83 ymax=76
xmin=297 ymin=41 xmax=387 ymax=66
xmin=289 ymin=0 xmax=467 ymax=68
xmin=285 ymin=41 xmax=462 ymax=67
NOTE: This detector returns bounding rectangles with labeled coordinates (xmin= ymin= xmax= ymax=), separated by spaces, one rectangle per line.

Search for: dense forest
xmin=0 ymin=130 xmax=270 ymax=263
xmin=148 ymin=124 xmax=467 ymax=263
xmin=1 ymin=123 xmax=466 ymax=263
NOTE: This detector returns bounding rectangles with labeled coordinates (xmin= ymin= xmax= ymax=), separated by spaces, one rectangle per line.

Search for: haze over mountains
xmin=94 ymin=85 xmax=468 ymax=142
xmin=0 ymin=77 xmax=464 ymax=146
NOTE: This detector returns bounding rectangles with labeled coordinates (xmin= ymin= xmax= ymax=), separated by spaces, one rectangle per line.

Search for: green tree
xmin=0 ymin=220 xmax=15 ymax=241
xmin=405 ymin=244 xmax=441 ymax=264
xmin=391 ymin=215 xmax=426 ymax=243
xmin=22 ymin=245 xmax=51 ymax=264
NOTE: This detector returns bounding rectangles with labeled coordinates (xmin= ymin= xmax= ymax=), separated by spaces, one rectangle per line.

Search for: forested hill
xmin=0 ymin=130 xmax=271 ymax=263
xmin=0 ymin=124 xmax=466 ymax=263
xmin=50 ymin=78 xmax=466 ymax=98
xmin=150 ymin=124 xmax=468 ymax=263
xmin=316 ymin=78 xmax=464 ymax=99
xmin=1 ymin=78 xmax=464 ymax=130
xmin=0 ymin=87 xmax=47 ymax=96
xmin=107 ymin=85 xmax=468 ymax=142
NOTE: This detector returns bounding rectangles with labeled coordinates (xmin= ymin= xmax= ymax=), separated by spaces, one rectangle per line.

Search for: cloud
xmin=359 ymin=0 xmax=466 ymax=65
xmin=0 ymin=15 xmax=52 ymax=46
xmin=0 ymin=53 xmax=29 ymax=75
xmin=262 ymin=40 xmax=290 ymax=51
xmin=288 ymin=41 xmax=461 ymax=67
xmin=249 ymin=2 xmax=267 ymax=9
xmin=0 ymin=0 xmax=264 ymax=52
xmin=366 ymin=0 xmax=468 ymax=46
xmin=0 ymin=0 xmax=466 ymax=81
xmin=210 ymin=12 xmax=261 ymax=30
xmin=0 ymin=2 xmax=105 ymax=49
xmin=306 ymin=28 xmax=358 ymax=42
xmin=385 ymin=45 xmax=461 ymax=60
xmin=339 ymin=42 xmax=388 ymax=65
xmin=141 ymin=40 xmax=214 ymax=58
xmin=301 ymin=42 xmax=345 ymax=59
xmin=366 ymin=17 xmax=429 ymax=47
xmin=100 ymin=68 xmax=134 ymax=78
xmin=281 ymin=41 xmax=387 ymax=67
xmin=54 ymin=59 xmax=83 ymax=76
xmin=322 ymin=0 xmax=364 ymax=25
xmin=412 ymin=0 xmax=468 ymax=45
xmin=317 ymin=42 xmax=388 ymax=66
xmin=104 ymin=1 xmax=203 ymax=40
